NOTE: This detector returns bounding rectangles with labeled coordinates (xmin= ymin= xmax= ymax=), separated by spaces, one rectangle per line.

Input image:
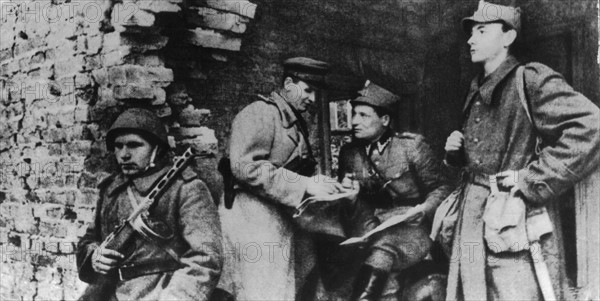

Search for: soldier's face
xmin=284 ymin=78 xmax=316 ymax=112
xmin=468 ymin=23 xmax=510 ymax=64
xmin=352 ymin=105 xmax=389 ymax=142
xmin=114 ymin=133 xmax=155 ymax=177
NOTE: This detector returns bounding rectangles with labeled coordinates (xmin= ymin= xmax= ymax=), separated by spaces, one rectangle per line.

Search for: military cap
xmin=106 ymin=108 xmax=169 ymax=150
xmin=351 ymin=80 xmax=399 ymax=113
xmin=283 ymin=57 xmax=330 ymax=89
xmin=462 ymin=0 xmax=521 ymax=33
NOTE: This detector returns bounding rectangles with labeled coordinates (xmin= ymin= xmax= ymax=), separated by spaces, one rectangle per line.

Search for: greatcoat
xmin=446 ymin=56 xmax=600 ymax=300
xmin=77 ymin=160 xmax=223 ymax=301
xmin=218 ymin=92 xmax=315 ymax=300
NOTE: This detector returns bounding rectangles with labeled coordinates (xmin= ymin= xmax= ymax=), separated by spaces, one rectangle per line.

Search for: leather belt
xmin=118 ymin=260 xmax=182 ymax=281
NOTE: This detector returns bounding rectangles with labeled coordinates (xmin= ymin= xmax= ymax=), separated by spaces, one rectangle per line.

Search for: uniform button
xmin=475 ymin=101 xmax=481 ymax=106
xmin=475 ymin=117 xmax=481 ymax=123
xmin=375 ymin=161 xmax=380 ymax=165
xmin=473 ymin=138 xmax=479 ymax=143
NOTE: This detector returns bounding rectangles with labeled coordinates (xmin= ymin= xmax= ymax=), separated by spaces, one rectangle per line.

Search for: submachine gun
xmin=100 ymin=147 xmax=195 ymax=256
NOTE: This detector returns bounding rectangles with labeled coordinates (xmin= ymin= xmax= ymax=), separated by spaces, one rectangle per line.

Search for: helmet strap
xmin=149 ymin=146 xmax=158 ymax=168
xmin=143 ymin=146 xmax=158 ymax=173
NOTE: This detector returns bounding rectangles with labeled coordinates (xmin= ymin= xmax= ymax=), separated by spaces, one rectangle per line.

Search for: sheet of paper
xmin=339 ymin=204 xmax=426 ymax=246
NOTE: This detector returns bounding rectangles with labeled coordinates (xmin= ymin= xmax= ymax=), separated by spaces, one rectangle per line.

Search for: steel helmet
xmin=106 ymin=108 xmax=169 ymax=151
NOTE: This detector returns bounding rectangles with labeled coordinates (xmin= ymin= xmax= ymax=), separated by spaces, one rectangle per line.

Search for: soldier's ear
xmin=502 ymin=29 xmax=517 ymax=49
xmin=283 ymin=77 xmax=294 ymax=89
xmin=382 ymin=115 xmax=391 ymax=127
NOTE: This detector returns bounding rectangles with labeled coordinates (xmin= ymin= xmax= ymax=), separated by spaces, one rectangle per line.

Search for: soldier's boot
xmin=350 ymin=265 xmax=389 ymax=301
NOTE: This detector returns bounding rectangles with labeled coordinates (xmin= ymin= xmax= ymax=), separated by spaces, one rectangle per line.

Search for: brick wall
xmin=0 ymin=0 xmax=255 ymax=299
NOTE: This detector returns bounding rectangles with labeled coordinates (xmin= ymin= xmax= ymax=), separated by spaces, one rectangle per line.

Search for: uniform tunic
xmin=446 ymin=56 xmax=600 ymax=300
xmin=77 ymin=162 xmax=223 ymax=300
xmin=336 ymin=132 xmax=452 ymax=298
xmin=218 ymin=92 xmax=315 ymax=300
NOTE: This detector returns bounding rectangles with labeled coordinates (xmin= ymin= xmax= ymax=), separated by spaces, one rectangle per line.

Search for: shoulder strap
xmin=516 ymin=65 xmax=543 ymax=155
xmin=516 ymin=66 xmax=533 ymax=124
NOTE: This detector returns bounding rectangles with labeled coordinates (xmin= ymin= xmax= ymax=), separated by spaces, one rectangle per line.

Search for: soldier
xmin=443 ymin=1 xmax=600 ymax=300
xmin=336 ymin=81 xmax=452 ymax=300
xmin=77 ymin=108 xmax=223 ymax=300
xmin=218 ymin=57 xmax=345 ymax=300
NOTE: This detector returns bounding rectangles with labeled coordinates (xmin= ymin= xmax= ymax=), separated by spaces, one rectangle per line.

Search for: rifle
xmin=100 ymin=148 xmax=195 ymax=255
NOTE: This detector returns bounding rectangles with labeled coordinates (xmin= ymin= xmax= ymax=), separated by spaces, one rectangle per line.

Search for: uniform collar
xmin=105 ymin=159 xmax=171 ymax=197
xmin=463 ymin=55 xmax=520 ymax=112
xmin=365 ymin=129 xmax=393 ymax=156
xmin=259 ymin=92 xmax=299 ymax=129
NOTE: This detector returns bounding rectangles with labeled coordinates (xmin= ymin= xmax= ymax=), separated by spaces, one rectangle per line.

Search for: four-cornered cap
xmin=462 ymin=1 xmax=521 ymax=33
xmin=283 ymin=57 xmax=330 ymax=89
xmin=106 ymin=108 xmax=169 ymax=150
xmin=351 ymin=80 xmax=399 ymax=114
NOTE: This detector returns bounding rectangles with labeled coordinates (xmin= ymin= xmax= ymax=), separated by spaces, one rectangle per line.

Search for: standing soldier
xmin=443 ymin=2 xmax=600 ymax=300
xmin=336 ymin=81 xmax=451 ymax=300
xmin=218 ymin=57 xmax=345 ymax=300
xmin=77 ymin=108 xmax=223 ymax=300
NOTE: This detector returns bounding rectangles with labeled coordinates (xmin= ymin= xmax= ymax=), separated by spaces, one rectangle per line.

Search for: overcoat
xmin=77 ymin=161 xmax=223 ymax=300
xmin=218 ymin=92 xmax=315 ymax=300
xmin=446 ymin=56 xmax=600 ymax=300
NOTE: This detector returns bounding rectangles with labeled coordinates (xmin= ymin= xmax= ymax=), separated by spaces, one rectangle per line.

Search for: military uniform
xmin=77 ymin=163 xmax=223 ymax=300
xmin=330 ymin=82 xmax=451 ymax=300
xmin=77 ymin=108 xmax=223 ymax=300
xmin=217 ymin=58 xmax=329 ymax=300
xmin=338 ymin=131 xmax=452 ymax=298
xmin=445 ymin=3 xmax=600 ymax=300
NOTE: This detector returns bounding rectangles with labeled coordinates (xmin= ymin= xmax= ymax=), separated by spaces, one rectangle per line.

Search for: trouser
xmin=317 ymin=201 xmax=433 ymax=298
xmin=367 ymin=223 xmax=432 ymax=272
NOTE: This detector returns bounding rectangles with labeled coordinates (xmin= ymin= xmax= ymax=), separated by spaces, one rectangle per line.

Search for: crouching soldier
xmin=336 ymin=82 xmax=452 ymax=300
xmin=77 ymin=108 xmax=223 ymax=300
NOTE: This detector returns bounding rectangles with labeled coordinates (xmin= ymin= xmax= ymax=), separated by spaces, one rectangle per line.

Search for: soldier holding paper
xmin=333 ymin=81 xmax=451 ymax=300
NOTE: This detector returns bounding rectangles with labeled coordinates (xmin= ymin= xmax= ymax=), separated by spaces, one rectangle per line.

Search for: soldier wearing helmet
xmin=325 ymin=81 xmax=451 ymax=300
xmin=77 ymin=108 xmax=223 ymax=300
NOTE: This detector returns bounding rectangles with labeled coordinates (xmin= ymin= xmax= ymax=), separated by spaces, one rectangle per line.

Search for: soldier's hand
xmin=306 ymin=175 xmax=345 ymax=197
xmin=341 ymin=173 xmax=360 ymax=191
xmin=92 ymin=247 xmax=124 ymax=274
xmin=445 ymin=131 xmax=464 ymax=152
xmin=496 ymin=170 xmax=519 ymax=190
